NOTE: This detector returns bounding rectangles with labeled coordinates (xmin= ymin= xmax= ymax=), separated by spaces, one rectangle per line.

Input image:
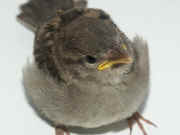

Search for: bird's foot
xmin=55 ymin=127 xmax=70 ymax=135
xmin=127 ymin=112 xmax=157 ymax=135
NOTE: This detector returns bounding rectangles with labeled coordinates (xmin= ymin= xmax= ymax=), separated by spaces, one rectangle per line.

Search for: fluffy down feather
xmin=23 ymin=36 xmax=149 ymax=128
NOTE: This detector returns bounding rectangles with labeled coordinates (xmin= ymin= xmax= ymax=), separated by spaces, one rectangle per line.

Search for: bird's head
xmin=34 ymin=8 xmax=134 ymax=84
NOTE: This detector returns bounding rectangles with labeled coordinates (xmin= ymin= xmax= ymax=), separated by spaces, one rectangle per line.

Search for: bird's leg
xmin=127 ymin=112 xmax=157 ymax=135
xmin=55 ymin=126 xmax=70 ymax=135
xmin=127 ymin=116 xmax=134 ymax=135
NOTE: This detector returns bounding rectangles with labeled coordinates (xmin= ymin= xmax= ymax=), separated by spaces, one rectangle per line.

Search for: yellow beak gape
xmin=121 ymin=43 xmax=127 ymax=50
xmin=97 ymin=57 xmax=133 ymax=71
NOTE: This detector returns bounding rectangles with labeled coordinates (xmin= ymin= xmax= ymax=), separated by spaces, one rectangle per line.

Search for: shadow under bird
xmin=17 ymin=0 xmax=157 ymax=135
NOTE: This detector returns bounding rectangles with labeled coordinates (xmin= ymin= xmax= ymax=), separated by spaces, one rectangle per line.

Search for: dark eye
xmin=86 ymin=55 xmax=96 ymax=64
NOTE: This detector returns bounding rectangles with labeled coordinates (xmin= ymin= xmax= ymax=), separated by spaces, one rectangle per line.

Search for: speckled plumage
xmin=18 ymin=0 xmax=150 ymax=130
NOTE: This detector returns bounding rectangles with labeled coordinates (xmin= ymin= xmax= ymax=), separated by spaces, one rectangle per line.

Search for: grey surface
xmin=0 ymin=0 xmax=180 ymax=135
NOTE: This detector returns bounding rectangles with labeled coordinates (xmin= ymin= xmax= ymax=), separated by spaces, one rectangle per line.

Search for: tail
xmin=17 ymin=0 xmax=87 ymax=31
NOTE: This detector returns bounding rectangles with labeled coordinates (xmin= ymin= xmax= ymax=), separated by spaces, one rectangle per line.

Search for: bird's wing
xmin=17 ymin=0 xmax=87 ymax=32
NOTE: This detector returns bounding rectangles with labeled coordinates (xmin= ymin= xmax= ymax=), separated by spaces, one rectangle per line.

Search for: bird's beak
xmin=97 ymin=56 xmax=133 ymax=71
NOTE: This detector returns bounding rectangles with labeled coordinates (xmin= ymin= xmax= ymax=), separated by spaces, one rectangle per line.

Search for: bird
xmin=17 ymin=0 xmax=157 ymax=135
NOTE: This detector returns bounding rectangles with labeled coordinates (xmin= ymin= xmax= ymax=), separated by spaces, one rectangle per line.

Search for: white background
xmin=0 ymin=0 xmax=180 ymax=135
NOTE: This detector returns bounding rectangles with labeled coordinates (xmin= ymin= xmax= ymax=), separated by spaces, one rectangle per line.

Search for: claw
xmin=134 ymin=114 xmax=147 ymax=135
xmin=127 ymin=112 xmax=157 ymax=135
xmin=135 ymin=112 xmax=158 ymax=128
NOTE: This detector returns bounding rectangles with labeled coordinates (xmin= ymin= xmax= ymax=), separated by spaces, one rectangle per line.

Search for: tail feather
xmin=17 ymin=0 xmax=87 ymax=31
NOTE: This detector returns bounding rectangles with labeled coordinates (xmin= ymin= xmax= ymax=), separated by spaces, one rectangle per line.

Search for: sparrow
xmin=17 ymin=0 xmax=156 ymax=135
